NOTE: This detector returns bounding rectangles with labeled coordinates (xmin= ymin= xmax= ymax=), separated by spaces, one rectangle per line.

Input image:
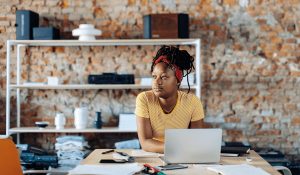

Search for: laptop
xmin=164 ymin=128 xmax=222 ymax=164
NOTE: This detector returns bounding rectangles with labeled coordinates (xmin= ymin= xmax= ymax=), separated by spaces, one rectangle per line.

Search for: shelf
xmin=8 ymin=39 xmax=200 ymax=46
xmin=9 ymin=127 xmax=137 ymax=134
xmin=6 ymin=38 xmax=201 ymax=140
xmin=10 ymin=84 xmax=197 ymax=90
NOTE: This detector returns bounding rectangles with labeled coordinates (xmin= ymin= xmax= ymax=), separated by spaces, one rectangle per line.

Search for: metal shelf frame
xmin=5 ymin=39 xmax=201 ymax=141
xmin=10 ymin=84 xmax=198 ymax=90
xmin=9 ymin=127 xmax=137 ymax=134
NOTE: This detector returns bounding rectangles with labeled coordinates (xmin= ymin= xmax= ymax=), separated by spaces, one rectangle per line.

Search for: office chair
xmin=0 ymin=137 xmax=23 ymax=175
xmin=274 ymin=166 xmax=292 ymax=175
xmin=0 ymin=138 xmax=67 ymax=175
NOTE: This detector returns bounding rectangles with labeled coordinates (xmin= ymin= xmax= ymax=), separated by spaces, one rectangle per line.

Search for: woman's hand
xmin=136 ymin=116 xmax=164 ymax=153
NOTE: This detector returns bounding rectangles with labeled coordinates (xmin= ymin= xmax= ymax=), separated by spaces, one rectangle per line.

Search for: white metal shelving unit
xmin=5 ymin=39 xmax=201 ymax=140
xmin=9 ymin=127 xmax=136 ymax=134
xmin=10 ymin=84 xmax=198 ymax=90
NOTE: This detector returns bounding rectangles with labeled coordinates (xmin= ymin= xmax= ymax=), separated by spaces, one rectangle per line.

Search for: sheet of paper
xmin=220 ymin=153 xmax=239 ymax=157
xmin=112 ymin=152 xmax=129 ymax=161
xmin=69 ymin=163 xmax=143 ymax=175
xmin=130 ymin=149 xmax=164 ymax=158
xmin=207 ymin=164 xmax=271 ymax=175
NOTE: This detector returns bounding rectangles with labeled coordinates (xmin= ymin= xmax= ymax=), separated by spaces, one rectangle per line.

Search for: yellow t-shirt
xmin=135 ymin=90 xmax=204 ymax=142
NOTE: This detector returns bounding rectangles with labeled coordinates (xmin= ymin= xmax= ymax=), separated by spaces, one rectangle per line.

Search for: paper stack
xmin=55 ymin=136 xmax=90 ymax=170
xmin=69 ymin=163 xmax=143 ymax=175
xmin=207 ymin=164 xmax=271 ymax=175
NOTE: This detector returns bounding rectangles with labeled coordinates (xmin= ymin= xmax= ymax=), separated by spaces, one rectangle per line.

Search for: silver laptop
xmin=164 ymin=128 xmax=222 ymax=164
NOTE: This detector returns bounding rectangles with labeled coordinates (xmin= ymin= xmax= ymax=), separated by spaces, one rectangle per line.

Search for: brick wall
xmin=0 ymin=0 xmax=299 ymax=160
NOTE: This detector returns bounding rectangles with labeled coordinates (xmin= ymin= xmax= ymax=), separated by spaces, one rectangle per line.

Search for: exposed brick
xmin=0 ymin=16 xmax=7 ymax=21
xmin=285 ymin=38 xmax=297 ymax=43
xmin=256 ymin=129 xmax=281 ymax=136
xmin=62 ymin=8 xmax=74 ymax=13
xmin=54 ymin=47 xmax=65 ymax=53
xmin=270 ymin=36 xmax=282 ymax=44
xmin=262 ymin=116 xmax=278 ymax=123
xmin=45 ymin=0 xmax=60 ymax=6
xmin=32 ymin=0 xmax=45 ymax=6
xmin=59 ymin=0 xmax=69 ymax=8
xmin=209 ymin=24 xmax=221 ymax=31
xmin=284 ymin=103 xmax=297 ymax=111
xmin=223 ymin=0 xmax=236 ymax=6
xmin=0 ymin=21 xmax=10 ymax=26
xmin=0 ymin=0 xmax=299 ymax=159
xmin=225 ymin=116 xmax=241 ymax=123
xmin=290 ymin=71 xmax=300 ymax=77
xmin=291 ymin=117 xmax=300 ymax=126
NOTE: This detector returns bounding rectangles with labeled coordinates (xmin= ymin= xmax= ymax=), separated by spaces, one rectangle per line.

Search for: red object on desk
xmin=144 ymin=163 xmax=160 ymax=173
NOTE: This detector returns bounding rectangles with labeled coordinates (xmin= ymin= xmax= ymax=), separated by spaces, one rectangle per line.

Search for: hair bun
xmin=151 ymin=45 xmax=195 ymax=93
xmin=152 ymin=45 xmax=195 ymax=74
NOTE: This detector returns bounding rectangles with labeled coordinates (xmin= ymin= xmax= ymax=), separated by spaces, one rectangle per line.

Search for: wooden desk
xmin=81 ymin=149 xmax=281 ymax=175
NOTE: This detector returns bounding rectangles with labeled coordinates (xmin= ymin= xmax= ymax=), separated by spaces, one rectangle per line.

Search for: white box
xmin=47 ymin=76 xmax=59 ymax=85
xmin=140 ymin=77 xmax=152 ymax=85
xmin=118 ymin=113 xmax=137 ymax=131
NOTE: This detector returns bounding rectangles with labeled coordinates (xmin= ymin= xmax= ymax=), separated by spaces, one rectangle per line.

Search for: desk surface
xmin=81 ymin=149 xmax=281 ymax=175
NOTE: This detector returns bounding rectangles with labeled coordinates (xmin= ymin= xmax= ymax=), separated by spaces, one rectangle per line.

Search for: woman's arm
xmin=190 ymin=119 xmax=206 ymax=128
xmin=136 ymin=116 xmax=164 ymax=153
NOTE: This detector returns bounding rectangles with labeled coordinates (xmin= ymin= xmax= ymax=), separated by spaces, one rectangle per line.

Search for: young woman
xmin=135 ymin=46 xmax=205 ymax=153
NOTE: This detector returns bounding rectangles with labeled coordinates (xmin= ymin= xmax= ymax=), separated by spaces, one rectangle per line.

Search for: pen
xmin=116 ymin=151 xmax=129 ymax=156
xmin=101 ymin=149 xmax=114 ymax=154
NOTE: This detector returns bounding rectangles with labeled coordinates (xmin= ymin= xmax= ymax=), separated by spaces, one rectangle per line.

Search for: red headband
xmin=154 ymin=56 xmax=183 ymax=82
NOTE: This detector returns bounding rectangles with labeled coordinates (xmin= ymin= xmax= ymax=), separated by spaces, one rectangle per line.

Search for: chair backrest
xmin=273 ymin=166 xmax=292 ymax=175
xmin=0 ymin=138 xmax=23 ymax=175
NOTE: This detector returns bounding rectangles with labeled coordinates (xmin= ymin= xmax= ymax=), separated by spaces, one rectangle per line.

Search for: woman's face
xmin=152 ymin=62 xmax=178 ymax=99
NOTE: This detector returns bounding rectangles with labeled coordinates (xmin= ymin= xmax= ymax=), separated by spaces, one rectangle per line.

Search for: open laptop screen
xmin=164 ymin=128 xmax=222 ymax=164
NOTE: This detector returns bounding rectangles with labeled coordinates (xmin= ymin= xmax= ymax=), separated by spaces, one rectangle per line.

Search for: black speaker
xmin=16 ymin=10 xmax=39 ymax=40
xmin=143 ymin=13 xmax=189 ymax=39
xmin=33 ymin=27 xmax=60 ymax=40
xmin=88 ymin=73 xmax=135 ymax=84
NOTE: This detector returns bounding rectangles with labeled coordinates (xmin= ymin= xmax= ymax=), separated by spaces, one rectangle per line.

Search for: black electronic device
xmin=99 ymin=159 xmax=127 ymax=163
xmin=33 ymin=27 xmax=60 ymax=40
xmin=88 ymin=73 xmax=135 ymax=84
xmin=221 ymin=141 xmax=251 ymax=156
xmin=143 ymin=13 xmax=189 ymax=39
xmin=34 ymin=155 xmax=58 ymax=167
xmin=156 ymin=164 xmax=188 ymax=171
xmin=19 ymin=144 xmax=58 ymax=169
xmin=17 ymin=144 xmax=47 ymax=155
xmin=16 ymin=10 xmax=39 ymax=40
xmin=21 ymin=153 xmax=58 ymax=168
xmin=20 ymin=152 xmax=35 ymax=163
xmin=221 ymin=146 xmax=250 ymax=154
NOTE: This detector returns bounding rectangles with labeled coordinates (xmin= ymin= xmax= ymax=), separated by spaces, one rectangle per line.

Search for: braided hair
xmin=151 ymin=45 xmax=195 ymax=93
